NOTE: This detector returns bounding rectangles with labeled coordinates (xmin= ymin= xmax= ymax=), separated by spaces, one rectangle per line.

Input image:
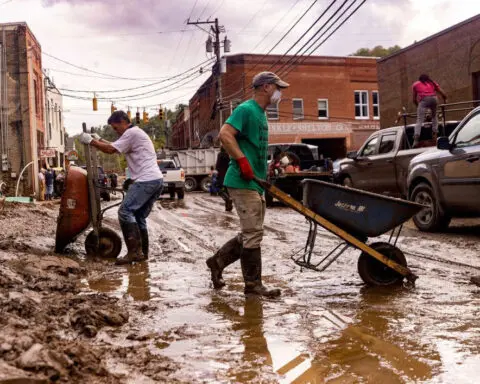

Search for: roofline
xmin=379 ymin=13 xmax=480 ymax=62
xmin=0 ymin=22 xmax=42 ymax=50
xmin=227 ymin=53 xmax=378 ymax=62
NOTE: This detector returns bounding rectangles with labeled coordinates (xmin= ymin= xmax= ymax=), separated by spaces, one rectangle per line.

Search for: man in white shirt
xmin=80 ymin=111 xmax=163 ymax=265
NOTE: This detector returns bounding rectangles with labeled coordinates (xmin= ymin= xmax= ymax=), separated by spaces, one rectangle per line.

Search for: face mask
xmin=270 ymin=89 xmax=282 ymax=104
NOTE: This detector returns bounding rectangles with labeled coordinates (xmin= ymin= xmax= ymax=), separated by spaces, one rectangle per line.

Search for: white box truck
xmin=165 ymin=148 xmax=220 ymax=192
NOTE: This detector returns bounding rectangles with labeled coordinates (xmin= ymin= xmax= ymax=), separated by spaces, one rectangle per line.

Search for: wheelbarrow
xmin=255 ymin=177 xmax=424 ymax=286
xmin=55 ymin=123 xmax=123 ymax=258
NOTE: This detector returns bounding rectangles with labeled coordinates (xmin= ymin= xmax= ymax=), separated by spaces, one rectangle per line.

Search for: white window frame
xmin=354 ymin=90 xmax=369 ymax=120
xmin=292 ymin=98 xmax=304 ymax=120
xmin=317 ymin=99 xmax=329 ymax=120
xmin=266 ymin=103 xmax=279 ymax=121
xmin=372 ymin=91 xmax=380 ymax=120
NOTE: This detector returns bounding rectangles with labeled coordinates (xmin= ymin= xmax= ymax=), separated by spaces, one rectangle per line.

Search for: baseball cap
xmin=252 ymin=71 xmax=290 ymax=89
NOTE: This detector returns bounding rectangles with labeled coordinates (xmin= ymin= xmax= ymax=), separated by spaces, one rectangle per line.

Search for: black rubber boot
xmin=241 ymin=248 xmax=281 ymax=298
xmin=225 ymin=198 xmax=233 ymax=212
xmin=140 ymin=229 xmax=149 ymax=259
xmin=206 ymin=235 xmax=242 ymax=289
xmin=116 ymin=222 xmax=145 ymax=265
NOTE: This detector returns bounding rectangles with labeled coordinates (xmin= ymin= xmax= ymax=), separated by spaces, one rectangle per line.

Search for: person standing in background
xmin=412 ymin=74 xmax=447 ymax=147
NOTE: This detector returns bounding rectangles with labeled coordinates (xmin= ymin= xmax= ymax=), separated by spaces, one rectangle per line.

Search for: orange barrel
xmin=55 ymin=166 xmax=91 ymax=252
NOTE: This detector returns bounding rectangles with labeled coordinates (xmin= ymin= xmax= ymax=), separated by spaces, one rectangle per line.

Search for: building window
xmin=292 ymin=98 xmax=304 ymax=120
xmin=48 ymin=123 xmax=52 ymax=140
xmin=318 ymin=99 xmax=329 ymax=119
xmin=266 ymin=103 xmax=279 ymax=120
xmin=354 ymin=90 xmax=369 ymax=119
xmin=372 ymin=91 xmax=380 ymax=119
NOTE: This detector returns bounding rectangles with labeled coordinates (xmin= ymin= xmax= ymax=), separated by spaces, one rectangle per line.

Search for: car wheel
xmin=342 ymin=176 xmax=353 ymax=188
xmin=184 ymin=177 xmax=197 ymax=192
xmin=411 ymin=182 xmax=451 ymax=232
xmin=200 ymin=177 xmax=211 ymax=193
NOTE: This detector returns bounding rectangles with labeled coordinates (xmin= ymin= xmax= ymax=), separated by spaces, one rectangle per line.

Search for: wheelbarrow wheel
xmin=85 ymin=227 xmax=122 ymax=259
xmin=357 ymin=242 xmax=407 ymax=286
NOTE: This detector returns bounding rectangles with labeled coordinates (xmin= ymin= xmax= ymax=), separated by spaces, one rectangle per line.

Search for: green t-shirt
xmin=223 ymin=99 xmax=268 ymax=194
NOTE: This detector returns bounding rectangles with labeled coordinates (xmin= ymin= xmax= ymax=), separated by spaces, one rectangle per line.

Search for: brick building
xmin=170 ymin=106 xmax=190 ymax=149
xmin=172 ymin=54 xmax=380 ymax=159
xmin=0 ymin=22 xmax=45 ymax=197
xmin=378 ymin=14 xmax=480 ymax=129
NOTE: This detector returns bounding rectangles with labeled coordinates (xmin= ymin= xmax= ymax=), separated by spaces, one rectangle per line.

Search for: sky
xmin=1 ymin=0 xmax=480 ymax=135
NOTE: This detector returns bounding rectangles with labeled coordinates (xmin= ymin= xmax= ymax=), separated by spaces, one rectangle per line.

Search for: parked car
xmin=80 ymin=165 xmax=110 ymax=201
xmin=407 ymin=108 xmax=480 ymax=231
xmin=333 ymin=121 xmax=460 ymax=198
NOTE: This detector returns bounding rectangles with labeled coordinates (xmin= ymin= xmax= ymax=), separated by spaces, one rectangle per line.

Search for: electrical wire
xmin=280 ymin=0 xmax=367 ymax=78
xmin=43 ymin=51 xmax=183 ymax=81
xmin=250 ymin=0 xmax=303 ymax=53
xmin=57 ymin=58 xmax=214 ymax=93
xmin=236 ymin=0 xmax=270 ymax=36
xmin=268 ymin=0 xmax=340 ymax=72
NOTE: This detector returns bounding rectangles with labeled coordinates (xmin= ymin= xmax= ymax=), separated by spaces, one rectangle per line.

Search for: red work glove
xmin=236 ymin=157 xmax=254 ymax=181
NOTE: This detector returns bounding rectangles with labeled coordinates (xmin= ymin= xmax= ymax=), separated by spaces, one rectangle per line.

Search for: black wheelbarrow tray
xmin=256 ymin=177 xmax=424 ymax=286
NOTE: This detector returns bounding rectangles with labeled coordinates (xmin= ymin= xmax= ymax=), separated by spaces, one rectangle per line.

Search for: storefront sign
xmin=40 ymin=149 xmax=56 ymax=158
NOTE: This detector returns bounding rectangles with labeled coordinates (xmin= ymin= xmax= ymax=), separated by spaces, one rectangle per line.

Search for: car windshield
xmin=158 ymin=161 xmax=176 ymax=170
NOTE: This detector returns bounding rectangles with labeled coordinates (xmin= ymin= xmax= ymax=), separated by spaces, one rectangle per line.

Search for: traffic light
xmin=92 ymin=95 xmax=98 ymax=111
xmin=159 ymin=107 xmax=164 ymax=120
xmin=110 ymin=103 xmax=117 ymax=114
xmin=143 ymin=109 xmax=149 ymax=123
xmin=135 ymin=108 xmax=140 ymax=125
xmin=127 ymin=108 xmax=131 ymax=120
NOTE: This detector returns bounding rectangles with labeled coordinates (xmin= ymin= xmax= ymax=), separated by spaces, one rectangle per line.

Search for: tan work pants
xmin=228 ymin=188 xmax=265 ymax=249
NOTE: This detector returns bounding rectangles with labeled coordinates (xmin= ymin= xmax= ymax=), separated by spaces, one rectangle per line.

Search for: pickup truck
xmin=122 ymin=158 xmax=186 ymax=199
xmin=157 ymin=158 xmax=185 ymax=199
xmin=266 ymin=143 xmax=332 ymax=206
xmin=334 ymin=121 xmax=460 ymax=198
xmin=407 ymin=107 xmax=480 ymax=231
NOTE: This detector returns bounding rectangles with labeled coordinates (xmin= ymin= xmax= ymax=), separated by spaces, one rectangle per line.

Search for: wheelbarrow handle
xmin=253 ymin=176 xmax=271 ymax=189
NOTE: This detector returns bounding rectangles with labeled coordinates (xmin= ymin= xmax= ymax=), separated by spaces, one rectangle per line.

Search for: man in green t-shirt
xmin=206 ymin=71 xmax=289 ymax=298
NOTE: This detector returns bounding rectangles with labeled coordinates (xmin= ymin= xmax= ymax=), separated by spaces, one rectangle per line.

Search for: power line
xmin=208 ymin=0 xmax=226 ymax=19
xmin=268 ymin=0 xmax=340 ymax=71
xmin=43 ymin=51 xmax=181 ymax=81
xmin=236 ymin=0 xmax=270 ymax=36
xmin=280 ymin=0 xmax=367 ymax=78
xmin=95 ymin=71 xmax=209 ymax=101
xmin=250 ymin=0 xmax=303 ymax=53
xmin=56 ymin=58 xmax=214 ymax=93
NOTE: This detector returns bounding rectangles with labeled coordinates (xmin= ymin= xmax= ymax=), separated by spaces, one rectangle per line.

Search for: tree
xmin=350 ymin=45 xmax=402 ymax=58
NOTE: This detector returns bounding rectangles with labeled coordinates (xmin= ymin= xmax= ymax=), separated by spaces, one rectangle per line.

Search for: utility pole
xmin=187 ymin=18 xmax=230 ymax=136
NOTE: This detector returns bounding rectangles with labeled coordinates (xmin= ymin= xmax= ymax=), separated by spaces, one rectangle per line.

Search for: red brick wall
xmin=172 ymin=54 xmax=380 ymax=153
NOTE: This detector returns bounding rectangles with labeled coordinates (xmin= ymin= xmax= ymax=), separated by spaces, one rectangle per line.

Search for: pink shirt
xmin=413 ymin=80 xmax=439 ymax=102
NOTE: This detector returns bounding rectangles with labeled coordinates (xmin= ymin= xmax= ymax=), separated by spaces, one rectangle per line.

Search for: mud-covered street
xmin=1 ymin=195 xmax=480 ymax=383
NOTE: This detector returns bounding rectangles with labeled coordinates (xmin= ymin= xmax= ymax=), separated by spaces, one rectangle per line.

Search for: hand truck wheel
xmin=85 ymin=227 xmax=122 ymax=259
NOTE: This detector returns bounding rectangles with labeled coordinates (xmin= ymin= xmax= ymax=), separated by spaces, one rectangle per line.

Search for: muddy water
xmin=90 ymin=194 xmax=480 ymax=383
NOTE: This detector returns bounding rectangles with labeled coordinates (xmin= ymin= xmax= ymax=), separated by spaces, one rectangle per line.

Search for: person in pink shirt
xmin=412 ymin=74 xmax=447 ymax=147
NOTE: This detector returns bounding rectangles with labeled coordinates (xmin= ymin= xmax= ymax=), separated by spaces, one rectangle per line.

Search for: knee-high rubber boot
xmin=206 ymin=235 xmax=242 ymax=289
xmin=116 ymin=222 xmax=145 ymax=265
xmin=140 ymin=229 xmax=149 ymax=259
xmin=241 ymin=248 xmax=281 ymax=298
